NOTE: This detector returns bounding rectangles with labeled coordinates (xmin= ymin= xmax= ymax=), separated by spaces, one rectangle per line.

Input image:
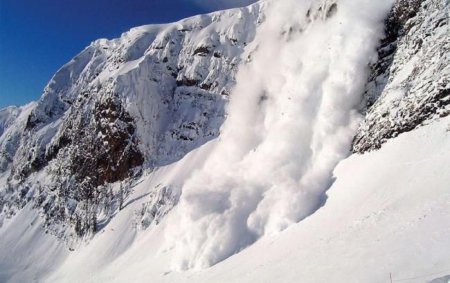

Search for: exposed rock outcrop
xmin=353 ymin=0 xmax=449 ymax=153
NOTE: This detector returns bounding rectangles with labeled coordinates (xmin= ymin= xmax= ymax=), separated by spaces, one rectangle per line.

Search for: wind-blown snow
xmin=166 ymin=0 xmax=394 ymax=269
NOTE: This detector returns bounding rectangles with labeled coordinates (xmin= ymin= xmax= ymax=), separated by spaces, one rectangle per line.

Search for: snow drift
xmin=166 ymin=0 xmax=394 ymax=269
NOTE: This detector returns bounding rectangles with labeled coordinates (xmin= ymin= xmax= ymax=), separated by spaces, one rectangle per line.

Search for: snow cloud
xmin=166 ymin=0 xmax=394 ymax=270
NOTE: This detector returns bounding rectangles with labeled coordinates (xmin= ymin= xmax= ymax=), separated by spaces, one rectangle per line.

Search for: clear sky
xmin=0 ymin=0 xmax=257 ymax=109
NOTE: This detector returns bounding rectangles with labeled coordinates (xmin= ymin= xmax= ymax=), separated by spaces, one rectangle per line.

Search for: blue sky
xmin=0 ymin=0 xmax=256 ymax=109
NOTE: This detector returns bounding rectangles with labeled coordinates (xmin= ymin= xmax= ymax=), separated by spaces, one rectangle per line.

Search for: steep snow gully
xmin=0 ymin=0 xmax=449 ymax=282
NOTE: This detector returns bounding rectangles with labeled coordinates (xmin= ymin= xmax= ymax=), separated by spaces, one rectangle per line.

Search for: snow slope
xmin=49 ymin=116 xmax=450 ymax=283
xmin=2 ymin=111 xmax=449 ymax=283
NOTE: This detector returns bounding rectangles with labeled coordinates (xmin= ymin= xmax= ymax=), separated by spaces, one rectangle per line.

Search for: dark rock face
xmin=92 ymin=97 xmax=144 ymax=185
xmin=2 ymin=90 xmax=145 ymax=237
xmin=353 ymin=0 xmax=449 ymax=153
xmin=63 ymin=95 xmax=144 ymax=188
xmin=193 ymin=46 xmax=212 ymax=56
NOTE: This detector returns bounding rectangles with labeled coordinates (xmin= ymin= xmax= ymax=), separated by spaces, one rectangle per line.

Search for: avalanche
xmin=165 ymin=0 xmax=393 ymax=270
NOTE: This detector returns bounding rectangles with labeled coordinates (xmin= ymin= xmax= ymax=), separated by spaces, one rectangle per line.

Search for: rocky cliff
xmin=353 ymin=0 xmax=449 ymax=152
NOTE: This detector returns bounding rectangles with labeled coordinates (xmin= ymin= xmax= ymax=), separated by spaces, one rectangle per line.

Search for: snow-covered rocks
xmin=353 ymin=0 xmax=449 ymax=152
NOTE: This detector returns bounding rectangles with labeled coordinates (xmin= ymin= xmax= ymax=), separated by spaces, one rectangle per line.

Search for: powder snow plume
xmin=165 ymin=0 xmax=394 ymax=270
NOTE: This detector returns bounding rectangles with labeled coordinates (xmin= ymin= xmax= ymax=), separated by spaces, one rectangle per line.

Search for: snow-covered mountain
xmin=0 ymin=0 xmax=449 ymax=282
xmin=0 ymin=3 xmax=263 ymax=239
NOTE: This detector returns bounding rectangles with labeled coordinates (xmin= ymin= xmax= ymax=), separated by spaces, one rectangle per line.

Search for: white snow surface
xmin=1 ymin=0 xmax=449 ymax=281
xmin=1 ymin=114 xmax=449 ymax=283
